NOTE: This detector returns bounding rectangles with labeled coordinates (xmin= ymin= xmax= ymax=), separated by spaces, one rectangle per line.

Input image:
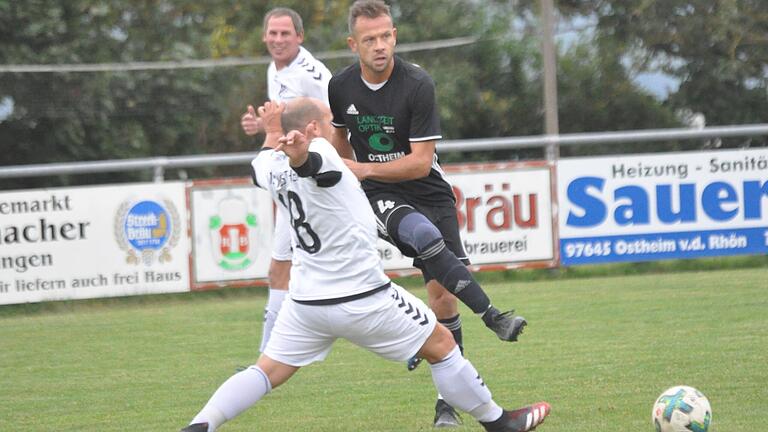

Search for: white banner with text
xmin=0 ymin=183 xmax=190 ymax=305
xmin=558 ymin=148 xmax=768 ymax=265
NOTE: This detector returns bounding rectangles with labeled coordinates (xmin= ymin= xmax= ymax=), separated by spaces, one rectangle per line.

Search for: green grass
xmin=1 ymin=267 xmax=766 ymax=431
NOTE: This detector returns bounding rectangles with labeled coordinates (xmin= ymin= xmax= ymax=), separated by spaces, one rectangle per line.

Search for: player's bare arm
xmin=330 ymin=126 xmax=356 ymax=159
xmin=344 ymin=139 xmax=435 ymax=182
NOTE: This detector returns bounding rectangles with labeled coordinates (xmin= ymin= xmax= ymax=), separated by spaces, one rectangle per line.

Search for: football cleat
xmin=434 ymin=399 xmax=462 ymax=428
xmin=180 ymin=422 xmax=209 ymax=432
xmin=407 ymin=355 xmax=424 ymax=371
xmin=481 ymin=307 xmax=527 ymax=342
xmin=480 ymin=402 xmax=550 ymax=432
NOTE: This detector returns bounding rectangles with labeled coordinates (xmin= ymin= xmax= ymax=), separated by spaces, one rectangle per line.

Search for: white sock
xmin=429 ymin=346 xmax=503 ymax=423
xmin=260 ymin=288 xmax=287 ymax=352
xmin=190 ymin=365 xmax=272 ymax=431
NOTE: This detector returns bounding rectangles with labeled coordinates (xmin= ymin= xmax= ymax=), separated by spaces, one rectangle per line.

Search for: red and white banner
xmin=188 ymin=178 xmax=273 ymax=290
xmin=446 ymin=162 xmax=556 ymax=270
xmin=376 ymin=162 xmax=558 ymax=273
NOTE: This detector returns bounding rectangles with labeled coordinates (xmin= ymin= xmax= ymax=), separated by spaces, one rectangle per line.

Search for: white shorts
xmin=271 ymin=214 xmax=292 ymax=261
xmin=264 ymin=283 xmax=437 ymax=367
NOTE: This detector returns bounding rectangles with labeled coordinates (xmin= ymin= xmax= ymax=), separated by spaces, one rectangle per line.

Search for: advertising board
xmin=188 ymin=179 xmax=274 ymax=289
xmin=445 ymin=162 xmax=556 ymax=269
xmin=558 ymin=148 xmax=768 ymax=265
xmin=188 ymin=162 xmax=557 ymax=282
xmin=0 ymin=182 xmax=189 ymax=304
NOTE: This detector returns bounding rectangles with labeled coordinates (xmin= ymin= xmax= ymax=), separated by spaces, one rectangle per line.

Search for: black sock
xmin=422 ymin=246 xmax=491 ymax=314
xmin=438 ymin=314 xmax=463 ymax=355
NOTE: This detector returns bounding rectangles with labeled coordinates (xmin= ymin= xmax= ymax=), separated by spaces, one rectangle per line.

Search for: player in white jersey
xmin=180 ymin=99 xmax=551 ymax=432
xmin=266 ymin=45 xmax=330 ymax=104
xmin=239 ymin=7 xmax=332 ymax=353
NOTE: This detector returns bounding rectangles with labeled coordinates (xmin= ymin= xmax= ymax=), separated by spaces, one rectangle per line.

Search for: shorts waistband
xmin=292 ymin=282 xmax=391 ymax=306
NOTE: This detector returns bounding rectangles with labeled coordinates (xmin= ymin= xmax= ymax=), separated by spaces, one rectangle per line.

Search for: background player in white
xmin=180 ymin=98 xmax=550 ymax=432
xmin=239 ymin=7 xmax=332 ymax=353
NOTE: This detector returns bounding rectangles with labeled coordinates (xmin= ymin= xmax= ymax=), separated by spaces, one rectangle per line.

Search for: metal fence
xmin=2 ymin=123 xmax=767 ymax=182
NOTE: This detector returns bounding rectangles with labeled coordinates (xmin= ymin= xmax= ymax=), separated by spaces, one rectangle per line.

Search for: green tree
xmin=6 ymin=0 xmax=739 ymax=190
xmin=0 ymin=1 xmax=243 ymax=187
xmin=542 ymin=0 xmax=767 ymax=132
xmin=389 ymin=0 xmax=680 ymax=159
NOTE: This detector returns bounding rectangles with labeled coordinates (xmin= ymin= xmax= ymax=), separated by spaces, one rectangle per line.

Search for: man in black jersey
xmin=328 ymin=0 xmax=529 ymax=428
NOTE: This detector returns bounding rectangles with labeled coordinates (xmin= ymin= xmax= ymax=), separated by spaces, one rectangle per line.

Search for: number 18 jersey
xmin=251 ymin=138 xmax=389 ymax=302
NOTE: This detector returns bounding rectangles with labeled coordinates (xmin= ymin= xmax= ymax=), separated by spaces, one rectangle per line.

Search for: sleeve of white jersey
xmin=266 ymin=63 xmax=278 ymax=101
xmin=309 ymin=139 xmax=345 ymax=172
xmin=303 ymin=64 xmax=331 ymax=106
xmin=250 ymin=150 xmax=273 ymax=191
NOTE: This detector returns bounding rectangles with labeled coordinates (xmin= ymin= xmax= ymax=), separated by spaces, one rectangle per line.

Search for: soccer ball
xmin=652 ymin=385 xmax=712 ymax=432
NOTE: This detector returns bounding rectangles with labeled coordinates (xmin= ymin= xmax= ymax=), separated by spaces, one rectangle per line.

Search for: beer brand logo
xmin=115 ymin=199 xmax=181 ymax=265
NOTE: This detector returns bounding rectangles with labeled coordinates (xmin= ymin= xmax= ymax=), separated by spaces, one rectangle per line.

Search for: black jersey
xmin=328 ymin=57 xmax=455 ymax=206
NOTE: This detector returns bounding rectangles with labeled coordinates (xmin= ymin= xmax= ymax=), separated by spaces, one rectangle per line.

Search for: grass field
xmin=1 ymin=267 xmax=766 ymax=431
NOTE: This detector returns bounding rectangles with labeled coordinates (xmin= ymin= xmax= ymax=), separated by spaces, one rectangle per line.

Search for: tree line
xmin=1 ymin=0 xmax=765 ymax=189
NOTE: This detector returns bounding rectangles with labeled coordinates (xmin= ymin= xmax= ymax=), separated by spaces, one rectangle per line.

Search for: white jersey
xmin=267 ymin=46 xmax=331 ymax=105
xmin=251 ymin=138 xmax=389 ymax=302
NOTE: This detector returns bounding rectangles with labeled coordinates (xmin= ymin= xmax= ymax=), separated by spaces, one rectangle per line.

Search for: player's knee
xmin=419 ymin=324 xmax=456 ymax=364
xmin=396 ymin=213 xmax=442 ymax=254
xmin=413 ymin=223 xmax=442 ymax=252
xmin=256 ymin=355 xmax=299 ymax=390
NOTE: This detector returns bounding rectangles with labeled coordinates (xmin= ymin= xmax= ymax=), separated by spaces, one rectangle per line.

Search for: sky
xmin=634 ymin=72 xmax=681 ymax=99
xmin=556 ymin=15 xmax=681 ymax=100
xmin=0 ymin=97 xmax=13 ymax=122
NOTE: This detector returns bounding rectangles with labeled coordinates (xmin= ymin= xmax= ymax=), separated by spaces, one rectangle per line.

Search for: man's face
xmin=348 ymin=15 xmax=396 ymax=75
xmin=307 ymin=106 xmax=335 ymax=142
xmin=316 ymin=108 xmax=334 ymax=141
xmin=263 ymin=15 xmax=303 ymax=68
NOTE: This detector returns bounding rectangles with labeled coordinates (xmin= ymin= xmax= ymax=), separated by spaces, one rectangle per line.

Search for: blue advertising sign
xmin=557 ymin=148 xmax=768 ymax=265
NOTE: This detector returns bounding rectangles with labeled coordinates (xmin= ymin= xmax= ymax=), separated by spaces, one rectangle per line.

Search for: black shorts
xmin=367 ymin=191 xmax=470 ymax=276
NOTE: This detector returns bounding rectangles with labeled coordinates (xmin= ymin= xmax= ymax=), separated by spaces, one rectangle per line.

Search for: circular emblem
xmin=125 ymin=200 xmax=170 ymax=250
xmin=369 ymin=132 xmax=395 ymax=152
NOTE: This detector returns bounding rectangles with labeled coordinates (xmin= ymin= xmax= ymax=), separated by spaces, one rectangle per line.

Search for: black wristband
xmin=292 ymin=152 xmax=322 ymax=177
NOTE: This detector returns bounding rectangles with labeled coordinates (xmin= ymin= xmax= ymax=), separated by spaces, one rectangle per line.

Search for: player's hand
xmin=258 ymin=101 xmax=285 ymax=135
xmin=241 ymin=105 xmax=264 ymax=136
xmin=276 ymin=129 xmax=310 ymax=166
xmin=343 ymin=159 xmax=372 ymax=180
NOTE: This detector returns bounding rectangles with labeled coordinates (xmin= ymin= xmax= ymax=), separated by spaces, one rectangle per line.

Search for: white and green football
xmin=652 ymin=385 xmax=712 ymax=432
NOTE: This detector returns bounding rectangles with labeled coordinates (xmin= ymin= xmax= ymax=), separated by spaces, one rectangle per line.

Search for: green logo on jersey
xmin=356 ymin=115 xmax=396 ymax=152
xmin=369 ymin=133 xmax=395 ymax=152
